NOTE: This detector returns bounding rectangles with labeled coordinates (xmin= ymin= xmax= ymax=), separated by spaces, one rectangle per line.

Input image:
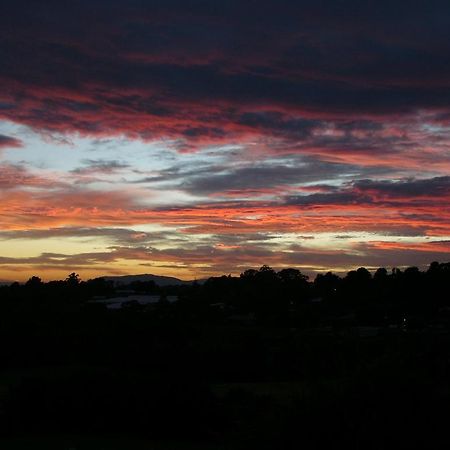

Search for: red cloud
xmin=1 ymin=185 xmax=449 ymax=239
xmin=0 ymin=134 xmax=22 ymax=149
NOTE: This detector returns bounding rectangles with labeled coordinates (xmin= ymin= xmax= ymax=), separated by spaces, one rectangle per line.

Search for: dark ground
xmin=1 ymin=263 xmax=449 ymax=449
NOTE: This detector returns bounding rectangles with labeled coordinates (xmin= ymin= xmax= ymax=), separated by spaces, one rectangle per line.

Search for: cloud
xmin=354 ymin=176 xmax=450 ymax=198
xmin=1 ymin=173 xmax=449 ymax=238
xmin=0 ymin=226 xmax=148 ymax=241
xmin=133 ymin=155 xmax=388 ymax=198
xmin=180 ymin=161 xmax=349 ymax=196
xmin=0 ymin=1 xmax=449 ymax=279
xmin=71 ymin=159 xmax=130 ymax=176
xmin=0 ymin=238 xmax=448 ymax=280
xmin=286 ymin=176 xmax=450 ymax=207
xmin=1 ymin=0 xmax=450 ymax=160
xmin=0 ymin=163 xmax=64 ymax=189
xmin=0 ymin=134 xmax=22 ymax=149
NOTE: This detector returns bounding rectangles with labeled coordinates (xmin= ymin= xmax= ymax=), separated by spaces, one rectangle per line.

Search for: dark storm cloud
xmin=237 ymin=112 xmax=321 ymax=140
xmin=134 ymin=156 xmax=388 ymax=196
xmin=2 ymin=0 xmax=450 ymax=143
xmin=285 ymin=191 xmax=363 ymax=207
xmin=181 ymin=162 xmax=346 ymax=195
xmin=285 ymin=176 xmax=450 ymax=207
xmin=354 ymin=176 xmax=450 ymax=197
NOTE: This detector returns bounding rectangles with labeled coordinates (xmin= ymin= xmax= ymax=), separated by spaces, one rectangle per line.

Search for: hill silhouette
xmin=101 ymin=273 xmax=200 ymax=287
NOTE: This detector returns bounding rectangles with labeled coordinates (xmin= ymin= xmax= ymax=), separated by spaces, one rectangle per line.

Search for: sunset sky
xmin=1 ymin=0 xmax=450 ymax=281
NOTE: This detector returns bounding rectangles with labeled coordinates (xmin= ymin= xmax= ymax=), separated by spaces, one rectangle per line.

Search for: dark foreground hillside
xmin=0 ymin=262 xmax=449 ymax=449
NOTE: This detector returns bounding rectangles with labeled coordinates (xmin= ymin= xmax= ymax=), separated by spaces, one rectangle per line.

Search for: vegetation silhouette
xmin=0 ymin=261 xmax=449 ymax=448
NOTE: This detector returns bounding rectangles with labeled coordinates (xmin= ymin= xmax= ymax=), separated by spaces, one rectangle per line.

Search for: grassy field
xmin=211 ymin=380 xmax=308 ymax=405
xmin=0 ymin=436 xmax=230 ymax=450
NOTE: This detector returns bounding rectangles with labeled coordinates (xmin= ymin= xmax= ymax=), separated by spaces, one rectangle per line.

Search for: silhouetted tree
xmin=374 ymin=267 xmax=388 ymax=281
xmin=65 ymin=272 xmax=80 ymax=287
xmin=314 ymin=271 xmax=341 ymax=298
xmin=278 ymin=268 xmax=309 ymax=305
xmin=25 ymin=276 xmax=43 ymax=287
xmin=240 ymin=268 xmax=258 ymax=280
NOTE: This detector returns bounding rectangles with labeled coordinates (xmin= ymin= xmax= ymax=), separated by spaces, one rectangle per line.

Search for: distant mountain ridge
xmin=0 ymin=274 xmax=204 ymax=286
xmin=101 ymin=274 xmax=200 ymax=287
